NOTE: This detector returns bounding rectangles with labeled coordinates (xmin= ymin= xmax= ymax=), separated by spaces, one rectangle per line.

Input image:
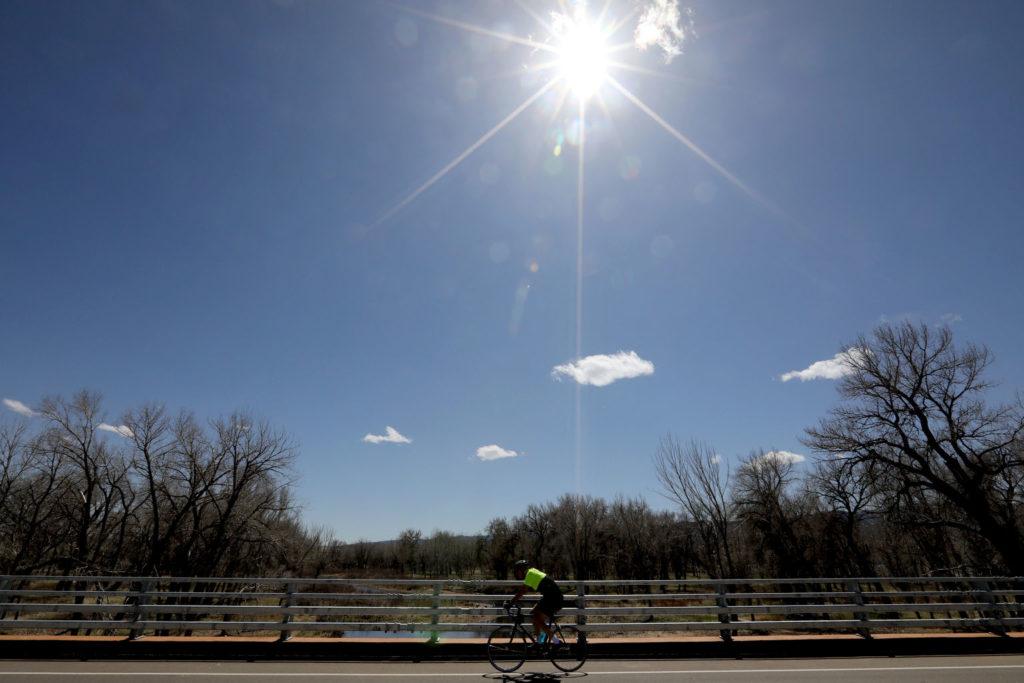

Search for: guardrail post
xmin=278 ymin=581 xmax=296 ymax=642
xmin=0 ymin=578 xmax=10 ymax=621
xmin=846 ymin=580 xmax=872 ymax=639
xmin=129 ymin=579 xmax=152 ymax=641
xmin=427 ymin=581 xmax=442 ymax=644
xmin=1012 ymin=579 xmax=1024 ymax=621
xmin=576 ymin=580 xmax=587 ymax=646
xmin=716 ymin=582 xmax=733 ymax=643
xmin=974 ymin=579 xmax=1007 ymax=637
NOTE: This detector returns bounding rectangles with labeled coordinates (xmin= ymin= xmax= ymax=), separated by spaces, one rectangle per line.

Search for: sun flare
xmin=379 ymin=3 xmax=765 ymax=230
xmin=554 ymin=16 xmax=610 ymax=101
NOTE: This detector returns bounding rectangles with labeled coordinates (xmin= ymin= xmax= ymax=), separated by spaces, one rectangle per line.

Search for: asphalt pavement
xmin=1 ymin=655 xmax=1023 ymax=682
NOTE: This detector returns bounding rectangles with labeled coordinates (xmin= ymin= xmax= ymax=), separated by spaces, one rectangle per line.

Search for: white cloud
xmin=746 ymin=450 xmax=806 ymax=470
xmin=780 ymin=348 xmax=866 ymax=382
xmin=98 ymin=423 xmax=134 ymax=439
xmin=552 ymin=351 xmax=654 ymax=387
xmin=710 ymin=453 xmax=722 ymax=465
xmin=762 ymin=450 xmax=806 ymax=465
xmin=476 ymin=444 xmax=518 ymax=461
xmin=363 ymin=426 xmax=412 ymax=445
xmin=940 ymin=313 xmax=963 ymax=324
xmin=2 ymin=398 xmax=37 ymax=418
xmin=634 ymin=0 xmax=694 ymax=63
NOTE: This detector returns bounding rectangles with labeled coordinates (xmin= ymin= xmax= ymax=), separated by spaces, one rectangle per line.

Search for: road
xmin=1 ymin=656 xmax=1023 ymax=682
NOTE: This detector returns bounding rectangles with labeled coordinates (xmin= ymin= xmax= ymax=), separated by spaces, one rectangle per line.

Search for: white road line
xmin=0 ymin=664 xmax=1023 ymax=677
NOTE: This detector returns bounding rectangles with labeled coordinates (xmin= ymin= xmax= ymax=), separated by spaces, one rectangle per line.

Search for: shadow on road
xmin=482 ymin=673 xmax=587 ymax=682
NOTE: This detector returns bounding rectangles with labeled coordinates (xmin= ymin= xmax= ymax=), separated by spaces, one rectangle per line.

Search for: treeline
xmin=326 ymin=497 xmax=689 ymax=580
xmin=0 ymin=392 xmax=327 ymax=576
xmin=4 ymin=322 xmax=1022 ymax=580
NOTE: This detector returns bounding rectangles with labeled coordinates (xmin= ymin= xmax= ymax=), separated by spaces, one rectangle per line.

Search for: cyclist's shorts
xmin=535 ymin=577 xmax=564 ymax=616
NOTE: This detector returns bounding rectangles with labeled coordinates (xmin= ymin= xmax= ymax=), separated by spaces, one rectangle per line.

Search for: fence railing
xmin=0 ymin=575 xmax=1021 ymax=640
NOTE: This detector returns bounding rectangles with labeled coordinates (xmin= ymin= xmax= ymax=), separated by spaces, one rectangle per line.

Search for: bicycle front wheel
xmin=486 ymin=625 xmax=529 ymax=673
xmin=549 ymin=625 xmax=587 ymax=672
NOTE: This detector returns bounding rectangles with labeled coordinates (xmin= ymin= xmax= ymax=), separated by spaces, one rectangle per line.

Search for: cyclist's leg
xmin=531 ymin=603 xmax=552 ymax=640
xmin=545 ymin=593 xmax=564 ymax=642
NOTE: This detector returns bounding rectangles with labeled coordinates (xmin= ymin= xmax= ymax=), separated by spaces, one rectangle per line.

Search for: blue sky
xmin=2 ymin=0 xmax=1023 ymax=540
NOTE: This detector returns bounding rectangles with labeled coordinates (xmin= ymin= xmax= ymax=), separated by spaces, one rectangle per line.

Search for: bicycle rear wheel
xmin=549 ymin=624 xmax=586 ymax=672
xmin=487 ymin=625 xmax=529 ymax=673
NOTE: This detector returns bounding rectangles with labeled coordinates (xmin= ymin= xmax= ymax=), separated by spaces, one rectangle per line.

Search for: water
xmin=339 ymin=630 xmax=481 ymax=639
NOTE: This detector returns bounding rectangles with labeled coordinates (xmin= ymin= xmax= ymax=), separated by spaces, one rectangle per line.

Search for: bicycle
xmin=486 ymin=602 xmax=587 ymax=673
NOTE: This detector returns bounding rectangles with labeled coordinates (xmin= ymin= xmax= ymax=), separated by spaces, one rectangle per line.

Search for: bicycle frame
xmin=506 ymin=604 xmax=569 ymax=641
xmin=487 ymin=603 xmax=585 ymax=673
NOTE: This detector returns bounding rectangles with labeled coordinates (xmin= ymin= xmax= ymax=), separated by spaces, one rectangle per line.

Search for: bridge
xmin=1 ymin=575 xmax=1022 ymax=681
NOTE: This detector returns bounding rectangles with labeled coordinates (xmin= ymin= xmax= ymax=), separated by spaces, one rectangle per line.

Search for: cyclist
xmin=507 ymin=559 xmax=564 ymax=644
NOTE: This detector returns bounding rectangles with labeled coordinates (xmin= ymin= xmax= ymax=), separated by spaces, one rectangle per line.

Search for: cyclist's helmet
xmin=514 ymin=559 xmax=529 ymax=570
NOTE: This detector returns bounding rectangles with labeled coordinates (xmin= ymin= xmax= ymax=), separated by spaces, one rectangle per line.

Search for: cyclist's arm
xmin=510 ymin=586 xmax=527 ymax=603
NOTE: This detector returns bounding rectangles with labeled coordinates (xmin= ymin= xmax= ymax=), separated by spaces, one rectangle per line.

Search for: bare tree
xmin=654 ymin=436 xmax=738 ymax=577
xmin=804 ymin=322 xmax=1024 ymax=573
xmin=608 ymin=497 xmax=657 ymax=580
xmin=0 ymin=420 xmax=31 ymax=556
xmin=518 ymin=503 xmax=556 ymax=570
xmin=0 ymin=420 xmax=59 ymax=572
xmin=395 ymin=528 xmax=422 ymax=575
xmin=348 ymin=539 xmax=374 ymax=571
xmin=194 ymin=414 xmax=296 ymax=575
xmin=550 ymin=494 xmax=607 ymax=581
xmin=808 ymin=457 xmax=879 ymax=575
xmin=2 ymin=428 xmax=65 ymax=573
xmin=734 ymin=451 xmax=813 ymax=577
xmin=651 ymin=511 xmax=691 ymax=579
xmin=123 ymin=404 xmax=173 ymax=572
xmin=484 ymin=519 xmax=517 ymax=579
xmin=37 ymin=391 xmax=139 ymax=573
xmin=164 ymin=412 xmax=218 ymax=574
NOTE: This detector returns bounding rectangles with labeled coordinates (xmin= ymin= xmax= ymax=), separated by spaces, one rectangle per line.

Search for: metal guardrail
xmin=0 ymin=575 xmax=1021 ymax=640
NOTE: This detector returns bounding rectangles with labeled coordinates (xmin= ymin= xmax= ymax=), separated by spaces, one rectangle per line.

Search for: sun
xmin=554 ymin=16 xmax=610 ymax=101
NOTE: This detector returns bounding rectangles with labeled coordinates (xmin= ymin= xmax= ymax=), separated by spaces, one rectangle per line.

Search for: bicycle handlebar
xmin=502 ymin=601 xmax=523 ymax=617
